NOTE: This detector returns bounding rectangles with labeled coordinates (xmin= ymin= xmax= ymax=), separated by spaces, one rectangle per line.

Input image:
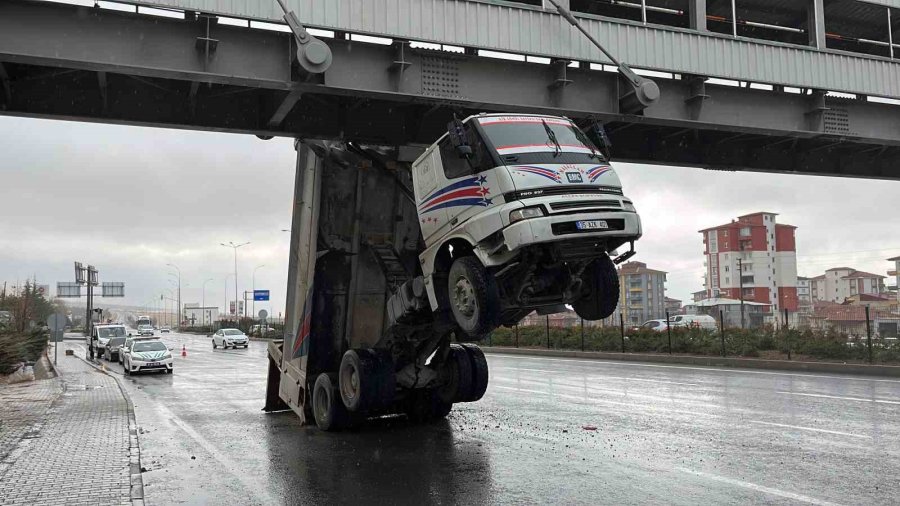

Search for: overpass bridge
xmin=1 ymin=0 xmax=899 ymax=179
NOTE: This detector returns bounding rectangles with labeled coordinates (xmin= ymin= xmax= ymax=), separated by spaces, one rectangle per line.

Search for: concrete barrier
xmin=481 ymin=347 xmax=900 ymax=378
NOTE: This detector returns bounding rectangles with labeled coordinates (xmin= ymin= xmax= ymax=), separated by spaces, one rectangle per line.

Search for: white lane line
xmin=676 ymin=467 xmax=844 ymax=506
xmin=748 ymin=420 xmax=871 ymax=439
xmin=777 ymin=391 xmax=900 ymax=405
xmin=492 ymin=367 xmax=700 ymax=386
xmin=491 ymin=385 xmax=723 ymax=419
xmin=489 ymin=355 xmax=900 ymax=383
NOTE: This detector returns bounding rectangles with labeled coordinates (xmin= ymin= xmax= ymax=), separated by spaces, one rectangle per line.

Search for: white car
xmin=90 ymin=324 xmax=128 ymax=358
xmin=136 ymin=325 xmax=155 ymax=337
xmin=639 ymin=319 xmax=671 ymax=332
xmin=122 ymin=339 xmax=173 ymax=375
xmin=212 ymin=329 xmax=250 ymax=349
xmin=669 ymin=314 xmax=717 ymax=330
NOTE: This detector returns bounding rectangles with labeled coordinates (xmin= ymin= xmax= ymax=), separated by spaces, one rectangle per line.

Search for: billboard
xmin=101 ymin=282 xmax=125 ymax=297
xmin=57 ymin=282 xmax=81 ymax=298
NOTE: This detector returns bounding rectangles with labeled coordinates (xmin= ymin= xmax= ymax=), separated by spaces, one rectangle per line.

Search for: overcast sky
xmin=1 ymin=116 xmax=898 ymax=316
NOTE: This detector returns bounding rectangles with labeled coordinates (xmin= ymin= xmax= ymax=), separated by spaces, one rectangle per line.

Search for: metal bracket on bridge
xmin=546 ymin=0 xmax=659 ymax=114
xmin=684 ymin=75 xmax=710 ymax=121
xmin=548 ymin=59 xmax=574 ymax=90
xmin=194 ymin=14 xmax=219 ymax=73
xmin=389 ymin=42 xmax=413 ymax=92
xmin=275 ymin=0 xmax=332 ymax=74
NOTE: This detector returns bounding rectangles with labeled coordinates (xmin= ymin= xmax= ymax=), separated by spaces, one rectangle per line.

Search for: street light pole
xmin=221 ymin=242 xmax=250 ymax=319
xmin=252 ymin=264 xmax=266 ymax=318
xmin=167 ymin=263 xmax=181 ymax=328
xmin=738 ymin=258 xmax=745 ymax=329
xmin=202 ymin=278 xmax=214 ymax=326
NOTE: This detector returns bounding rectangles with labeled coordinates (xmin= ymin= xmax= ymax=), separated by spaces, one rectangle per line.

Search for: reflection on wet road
xmin=105 ymin=333 xmax=898 ymax=505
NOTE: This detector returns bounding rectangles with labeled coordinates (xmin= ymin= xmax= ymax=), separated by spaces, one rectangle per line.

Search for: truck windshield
xmin=477 ymin=116 xmax=604 ymax=164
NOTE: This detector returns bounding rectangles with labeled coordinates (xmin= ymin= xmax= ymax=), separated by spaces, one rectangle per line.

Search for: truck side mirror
xmin=447 ymin=118 xmax=473 ymax=158
xmin=588 ymin=122 xmax=612 ymax=159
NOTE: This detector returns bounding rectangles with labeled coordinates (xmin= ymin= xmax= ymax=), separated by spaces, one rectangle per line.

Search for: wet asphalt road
xmin=79 ymin=332 xmax=899 ymax=505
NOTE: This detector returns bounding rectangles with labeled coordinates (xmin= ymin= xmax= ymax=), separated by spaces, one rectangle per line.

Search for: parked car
xmin=639 ymin=319 xmax=670 ymax=332
xmin=669 ymin=314 xmax=717 ymax=330
xmin=249 ymin=324 xmax=276 ymax=336
xmin=122 ymin=339 xmax=173 ymax=375
xmin=119 ymin=336 xmax=156 ymax=364
xmin=212 ymin=328 xmax=250 ymax=349
xmin=103 ymin=337 xmax=127 ymax=362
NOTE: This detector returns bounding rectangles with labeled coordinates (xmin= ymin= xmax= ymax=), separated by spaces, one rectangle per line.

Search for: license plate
xmin=146 ymin=362 xmax=160 ymax=367
xmin=576 ymin=220 xmax=608 ymax=230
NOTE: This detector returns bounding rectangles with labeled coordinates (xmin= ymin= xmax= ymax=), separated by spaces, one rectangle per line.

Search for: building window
xmin=740 ymin=227 xmax=750 ymax=237
xmin=725 ymin=266 xmax=729 ymax=272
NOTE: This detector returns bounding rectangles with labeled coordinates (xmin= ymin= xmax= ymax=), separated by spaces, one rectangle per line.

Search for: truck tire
xmin=339 ymin=349 xmax=395 ymax=412
xmin=437 ymin=344 xmax=473 ymax=404
xmin=460 ymin=344 xmax=489 ymax=402
xmin=312 ymin=373 xmax=350 ymax=431
xmin=573 ymin=255 xmax=620 ymax=321
xmin=448 ymin=256 xmax=500 ymax=340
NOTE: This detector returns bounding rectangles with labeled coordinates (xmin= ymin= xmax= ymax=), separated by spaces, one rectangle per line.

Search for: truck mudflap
xmin=264 ymin=340 xmax=289 ymax=413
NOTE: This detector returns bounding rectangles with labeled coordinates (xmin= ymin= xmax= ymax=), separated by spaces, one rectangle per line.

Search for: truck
xmin=265 ymin=114 xmax=641 ymax=431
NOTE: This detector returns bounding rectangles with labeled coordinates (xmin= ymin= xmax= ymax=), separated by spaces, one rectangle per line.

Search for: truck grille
xmin=549 ymin=200 xmax=621 ymax=211
xmin=554 ymin=239 xmax=606 ymax=261
xmin=552 ymin=219 xmax=625 ymax=235
xmin=504 ymin=185 xmax=623 ymax=201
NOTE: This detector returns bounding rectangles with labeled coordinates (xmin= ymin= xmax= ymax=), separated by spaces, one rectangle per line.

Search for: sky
xmin=1 ymin=116 xmax=898 ymax=315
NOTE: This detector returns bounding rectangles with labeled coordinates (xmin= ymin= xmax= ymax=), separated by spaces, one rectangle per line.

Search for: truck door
xmin=428 ymin=128 xmax=496 ymax=235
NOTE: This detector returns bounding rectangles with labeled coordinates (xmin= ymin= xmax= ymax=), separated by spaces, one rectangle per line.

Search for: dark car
xmin=104 ymin=337 xmax=127 ymax=362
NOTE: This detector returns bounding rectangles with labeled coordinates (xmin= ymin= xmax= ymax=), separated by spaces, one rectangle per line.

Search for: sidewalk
xmin=0 ymin=344 xmax=142 ymax=505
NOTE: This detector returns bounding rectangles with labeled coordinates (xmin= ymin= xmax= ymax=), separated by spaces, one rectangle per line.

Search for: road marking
xmin=492 ymin=385 xmax=723 ymax=419
xmin=493 ymin=367 xmax=700 ymax=386
xmin=489 ymin=354 xmax=900 ymax=383
xmin=777 ymin=391 xmax=900 ymax=405
xmin=677 ymin=468 xmax=843 ymax=506
xmin=748 ymin=420 xmax=871 ymax=439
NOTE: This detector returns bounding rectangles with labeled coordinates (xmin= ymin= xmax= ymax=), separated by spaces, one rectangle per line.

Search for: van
xmin=670 ymin=314 xmax=717 ymax=330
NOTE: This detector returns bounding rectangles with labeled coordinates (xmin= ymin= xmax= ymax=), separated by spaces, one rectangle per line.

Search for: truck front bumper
xmin=501 ymin=210 xmax=641 ymax=252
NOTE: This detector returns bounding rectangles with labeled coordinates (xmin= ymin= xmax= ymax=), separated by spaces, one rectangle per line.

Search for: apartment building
xmin=809 ymin=267 xmax=886 ymax=303
xmin=619 ymin=261 xmax=667 ymax=325
xmin=700 ymin=212 xmax=798 ymax=312
xmin=889 ymin=256 xmax=900 ymax=304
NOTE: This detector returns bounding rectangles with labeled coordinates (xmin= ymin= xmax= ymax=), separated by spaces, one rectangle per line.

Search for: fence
xmin=487 ymin=308 xmax=900 ymax=365
xmin=185 ymin=317 xmax=286 ymax=337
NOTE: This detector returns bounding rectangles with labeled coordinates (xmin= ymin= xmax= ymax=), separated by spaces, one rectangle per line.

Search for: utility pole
xmin=221 ymin=242 xmax=250 ymax=320
xmin=738 ymin=258 xmax=745 ymax=329
xmin=167 ymin=263 xmax=181 ymax=328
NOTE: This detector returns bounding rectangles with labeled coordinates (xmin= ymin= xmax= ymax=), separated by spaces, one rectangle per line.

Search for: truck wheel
xmin=437 ymin=345 xmax=473 ymax=404
xmin=312 ymin=373 xmax=349 ymax=431
xmin=448 ymin=256 xmax=499 ymax=339
xmin=460 ymin=344 xmax=489 ymax=402
xmin=573 ymin=255 xmax=620 ymax=321
xmin=339 ymin=349 xmax=378 ymax=412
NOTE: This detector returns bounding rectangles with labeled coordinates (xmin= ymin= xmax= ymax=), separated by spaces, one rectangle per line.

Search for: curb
xmin=481 ymin=347 xmax=900 ymax=377
xmin=72 ymin=349 xmax=146 ymax=504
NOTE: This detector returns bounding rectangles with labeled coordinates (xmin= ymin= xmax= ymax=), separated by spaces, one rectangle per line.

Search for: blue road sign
xmin=253 ymin=290 xmax=270 ymax=301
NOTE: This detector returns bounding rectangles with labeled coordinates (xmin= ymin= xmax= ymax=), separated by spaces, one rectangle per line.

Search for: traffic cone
xmin=181 ymin=345 xmax=187 ymax=357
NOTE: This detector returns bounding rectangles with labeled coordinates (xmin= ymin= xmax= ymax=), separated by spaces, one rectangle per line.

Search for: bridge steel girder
xmin=0 ymin=0 xmax=899 ymax=180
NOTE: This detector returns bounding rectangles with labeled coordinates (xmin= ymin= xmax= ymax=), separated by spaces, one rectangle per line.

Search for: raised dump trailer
xmin=265 ymin=141 xmax=490 ymax=431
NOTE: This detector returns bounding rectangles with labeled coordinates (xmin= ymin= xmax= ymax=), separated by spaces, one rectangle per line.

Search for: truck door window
xmin=439 ymin=125 xmax=491 ymax=179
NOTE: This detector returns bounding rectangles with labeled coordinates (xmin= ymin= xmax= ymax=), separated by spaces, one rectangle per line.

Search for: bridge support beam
xmin=688 ymin=0 xmax=708 ymax=33
xmin=808 ymin=0 xmax=827 ymax=50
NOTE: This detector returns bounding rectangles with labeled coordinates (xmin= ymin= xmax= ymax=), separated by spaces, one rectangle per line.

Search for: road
xmin=74 ymin=332 xmax=900 ymax=505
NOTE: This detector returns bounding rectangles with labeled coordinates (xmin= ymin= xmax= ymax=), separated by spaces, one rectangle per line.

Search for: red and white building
xmin=700 ymin=212 xmax=798 ymax=312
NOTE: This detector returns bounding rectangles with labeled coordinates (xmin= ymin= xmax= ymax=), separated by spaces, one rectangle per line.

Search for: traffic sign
xmin=253 ymin=290 xmax=270 ymax=301
xmin=258 ymin=309 xmax=268 ymax=320
xmin=47 ymin=313 xmax=67 ymax=332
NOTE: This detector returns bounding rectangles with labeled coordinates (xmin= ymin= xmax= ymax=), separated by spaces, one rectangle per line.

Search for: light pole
xmin=202 ymin=278 xmax=214 ymax=326
xmin=224 ymin=273 xmax=234 ymax=320
xmin=221 ymin=241 xmax=250 ymax=319
xmin=252 ymin=264 xmax=266 ymax=318
xmin=167 ymin=263 xmax=181 ymax=328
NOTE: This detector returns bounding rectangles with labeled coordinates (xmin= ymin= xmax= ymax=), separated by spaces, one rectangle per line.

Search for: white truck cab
xmin=413 ymin=113 xmax=642 ymax=338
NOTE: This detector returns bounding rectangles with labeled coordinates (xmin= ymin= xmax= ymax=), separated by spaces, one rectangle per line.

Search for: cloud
xmin=1 ymin=117 xmax=898 ymax=316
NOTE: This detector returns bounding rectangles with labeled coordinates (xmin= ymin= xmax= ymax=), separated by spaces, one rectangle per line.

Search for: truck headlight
xmin=509 ymin=206 xmax=545 ymax=223
xmin=623 ymin=200 xmax=636 ymax=212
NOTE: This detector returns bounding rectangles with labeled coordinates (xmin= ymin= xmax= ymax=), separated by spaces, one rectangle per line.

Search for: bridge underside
xmin=1 ymin=0 xmax=899 ymax=179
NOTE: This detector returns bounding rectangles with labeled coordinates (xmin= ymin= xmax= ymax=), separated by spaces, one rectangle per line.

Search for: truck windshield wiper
xmin=541 ymin=120 xmax=562 ymax=157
